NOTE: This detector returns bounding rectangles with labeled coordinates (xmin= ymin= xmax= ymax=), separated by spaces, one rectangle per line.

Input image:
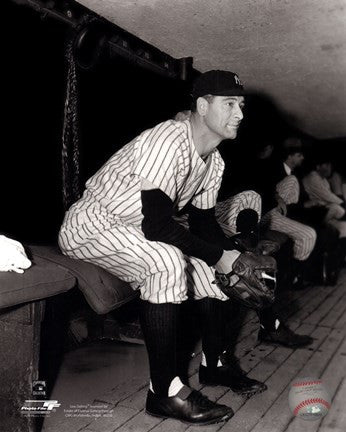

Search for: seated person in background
xmin=223 ymin=205 xmax=313 ymax=349
xmin=273 ymin=141 xmax=341 ymax=285
xmin=303 ymin=156 xmax=346 ymax=221
xmin=214 ymin=196 xmax=313 ymax=349
xmin=171 ymin=114 xmax=312 ymax=349
xmin=329 ymin=169 xmax=346 ymax=204
xmin=303 ymin=155 xmax=346 ymax=268
xmin=247 ymin=138 xmax=317 ymax=287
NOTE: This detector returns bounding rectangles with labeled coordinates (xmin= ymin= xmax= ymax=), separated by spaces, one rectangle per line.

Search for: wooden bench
xmin=0 ymin=245 xmax=136 ymax=432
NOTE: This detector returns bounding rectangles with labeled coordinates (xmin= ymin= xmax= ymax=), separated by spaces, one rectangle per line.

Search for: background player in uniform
xmin=59 ymin=70 xmax=269 ymax=425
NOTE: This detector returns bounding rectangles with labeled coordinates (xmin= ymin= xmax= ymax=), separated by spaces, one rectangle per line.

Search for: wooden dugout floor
xmin=43 ymin=269 xmax=346 ymax=432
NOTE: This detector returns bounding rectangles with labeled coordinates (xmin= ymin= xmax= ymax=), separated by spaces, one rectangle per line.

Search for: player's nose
xmin=235 ymin=103 xmax=244 ymax=120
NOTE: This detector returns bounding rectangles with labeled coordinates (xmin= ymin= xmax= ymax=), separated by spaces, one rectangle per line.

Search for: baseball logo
xmin=288 ymin=377 xmax=331 ymax=421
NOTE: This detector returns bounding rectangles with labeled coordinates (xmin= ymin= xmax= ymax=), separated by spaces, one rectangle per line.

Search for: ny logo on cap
xmin=234 ymin=75 xmax=242 ymax=86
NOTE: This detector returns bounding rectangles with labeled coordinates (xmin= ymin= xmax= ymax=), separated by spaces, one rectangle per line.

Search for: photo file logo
xmin=21 ymin=400 xmax=61 ymax=413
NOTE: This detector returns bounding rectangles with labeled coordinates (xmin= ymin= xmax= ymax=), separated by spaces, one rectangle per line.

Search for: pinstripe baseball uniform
xmin=329 ymin=171 xmax=346 ymax=203
xmin=262 ymin=174 xmax=316 ymax=261
xmin=303 ymin=171 xmax=346 ymax=238
xmin=59 ymin=119 xmax=261 ymax=304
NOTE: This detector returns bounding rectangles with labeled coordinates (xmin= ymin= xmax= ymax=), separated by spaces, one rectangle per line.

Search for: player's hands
xmin=215 ymin=249 xmax=241 ymax=275
xmin=213 ymin=251 xmax=277 ymax=310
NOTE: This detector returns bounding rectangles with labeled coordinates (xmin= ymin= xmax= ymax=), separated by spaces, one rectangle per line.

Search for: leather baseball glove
xmin=213 ymin=252 xmax=277 ymax=310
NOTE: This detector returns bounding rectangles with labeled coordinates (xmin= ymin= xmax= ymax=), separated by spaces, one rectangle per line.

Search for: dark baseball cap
xmin=192 ymin=69 xmax=245 ymax=98
xmin=282 ymin=137 xmax=303 ymax=152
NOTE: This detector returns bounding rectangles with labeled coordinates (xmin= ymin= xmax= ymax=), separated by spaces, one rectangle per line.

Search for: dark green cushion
xmin=29 ymin=245 xmax=137 ymax=315
xmin=0 ymin=254 xmax=76 ymax=310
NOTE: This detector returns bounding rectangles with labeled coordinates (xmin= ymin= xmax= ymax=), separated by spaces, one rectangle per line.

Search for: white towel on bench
xmin=0 ymin=235 xmax=32 ymax=274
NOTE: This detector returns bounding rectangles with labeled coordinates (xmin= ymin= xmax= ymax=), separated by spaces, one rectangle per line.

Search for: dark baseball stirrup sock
xmin=257 ymin=306 xmax=280 ymax=332
xmin=139 ymin=300 xmax=180 ymax=396
xmin=221 ymin=300 xmax=246 ymax=356
xmin=291 ymin=258 xmax=307 ymax=284
xmin=197 ymin=298 xmax=225 ymax=369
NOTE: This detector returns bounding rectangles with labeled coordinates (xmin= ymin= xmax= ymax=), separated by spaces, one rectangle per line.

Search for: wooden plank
xmin=77 ymin=406 xmax=138 ymax=432
xmin=319 ymin=290 xmax=346 ymax=328
xmin=287 ymin=347 xmax=342 ymax=432
xmin=118 ymin=387 xmax=148 ymax=411
xmin=42 ymin=412 xmax=94 ymax=432
xmin=151 ymin=416 xmax=198 ymax=432
xmin=292 ymin=287 xmax=336 ymax=323
xmin=332 ymin=271 xmax=346 ymax=332
xmin=332 ymin=292 xmax=346 ymax=330
xmin=114 ymin=410 xmax=163 ymax=432
xmin=304 ymin=283 xmax=346 ymax=326
xmin=334 ymin=309 xmax=346 ymax=330
xmin=284 ymin=336 xmax=346 ymax=432
xmin=319 ymin=377 xmax=346 ymax=432
xmin=215 ymin=325 xmax=331 ymax=432
xmin=241 ymin=322 xmax=314 ymax=370
xmin=276 ymin=286 xmax=314 ymax=320
xmin=94 ymin=377 xmax=148 ymax=405
xmin=262 ymin=283 xmax=320 ymax=325
xmin=247 ymin=331 xmax=344 ymax=432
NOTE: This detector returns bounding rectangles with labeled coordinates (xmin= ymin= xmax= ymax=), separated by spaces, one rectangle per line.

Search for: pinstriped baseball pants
xmin=262 ymin=175 xmax=316 ymax=261
xmin=262 ymin=209 xmax=316 ymax=261
xmin=324 ymin=203 xmax=346 ymax=238
xmin=59 ymin=191 xmax=261 ymax=304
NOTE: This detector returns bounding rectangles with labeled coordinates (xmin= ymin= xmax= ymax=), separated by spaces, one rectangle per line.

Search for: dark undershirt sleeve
xmin=187 ymin=204 xmax=243 ymax=251
xmin=141 ymin=189 xmax=223 ymax=266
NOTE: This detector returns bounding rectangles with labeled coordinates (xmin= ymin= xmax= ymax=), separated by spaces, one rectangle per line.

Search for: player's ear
xmin=196 ymin=97 xmax=209 ymax=116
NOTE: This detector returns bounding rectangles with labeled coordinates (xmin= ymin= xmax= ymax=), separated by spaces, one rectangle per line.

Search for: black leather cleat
xmin=199 ymin=363 xmax=267 ymax=396
xmin=258 ymin=323 xmax=313 ymax=348
xmin=146 ymin=386 xmax=233 ymax=425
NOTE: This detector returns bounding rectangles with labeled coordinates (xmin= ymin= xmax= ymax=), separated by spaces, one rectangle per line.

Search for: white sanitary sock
xmin=168 ymin=376 xmax=185 ymax=396
xmin=201 ymin=351 xmax=222 ymax=367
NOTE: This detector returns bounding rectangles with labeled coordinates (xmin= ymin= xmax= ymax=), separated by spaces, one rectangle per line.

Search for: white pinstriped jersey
xmin=59 ymin=120 xmax=263 ymax=303
xmin=61 ymin=120 xmax=225 ymax=232
xmin=303 ymin=171 xmax=343 ymax=206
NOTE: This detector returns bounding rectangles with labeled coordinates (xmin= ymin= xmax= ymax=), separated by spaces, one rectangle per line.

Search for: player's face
xmin=204 ymin=96 xmax=244 ymax=140
xmin=289 ymin=152 xmax=304 ymax=168
xmin=319 ymin=162 xmax=332 ymax=178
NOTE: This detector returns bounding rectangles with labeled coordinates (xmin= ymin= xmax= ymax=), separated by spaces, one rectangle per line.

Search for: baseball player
xmin=259 ymin=140 xmax=317 ymax=263
xmin=247 ymin=139 xmax=317 ymax=290
xmin=59 ymin=70 xmax=267 ymax=425
xmin=303 ymin=154 xmax=346 ymax=271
